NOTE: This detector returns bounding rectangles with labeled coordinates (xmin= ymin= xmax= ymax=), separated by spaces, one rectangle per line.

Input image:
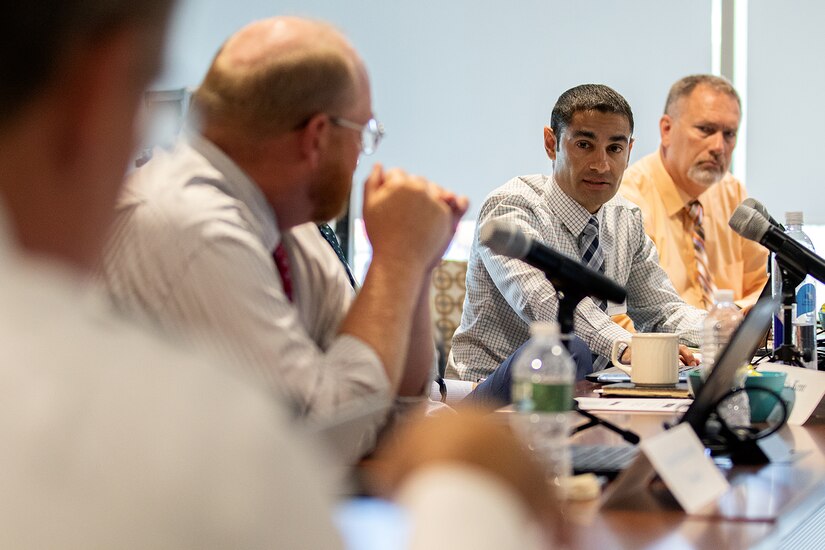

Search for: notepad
xmin=577 ymin=397 xmax=693 ymax=413
xmin=599 ymin=382 xmax=691 ymax=399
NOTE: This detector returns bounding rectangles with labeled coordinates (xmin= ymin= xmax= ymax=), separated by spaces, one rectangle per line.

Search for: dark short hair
xmin=664 ymin=74 xmax=740 ymax=116
xmin=550 ymin=84 xmax=634 ymax=143
xmin=0 ymin=1 xmax=174 ymax=127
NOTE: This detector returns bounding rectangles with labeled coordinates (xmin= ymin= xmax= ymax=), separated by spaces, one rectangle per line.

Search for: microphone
xmin=480 ymin=220 xmax=627 ymax=304
xmin=742 ymin=198 xmax=785 ymax=231
xmin=729 ymin=204 xmax=825 ymax=283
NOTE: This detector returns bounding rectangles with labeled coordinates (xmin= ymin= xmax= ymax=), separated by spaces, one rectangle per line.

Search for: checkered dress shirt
xmin=451 ymin=174 xmax=705 ymax=382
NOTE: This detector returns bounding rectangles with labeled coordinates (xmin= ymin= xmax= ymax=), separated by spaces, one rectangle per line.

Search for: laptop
xmin=585 ymin=363 xmax=693 ymax=384
xmin=572 ymin=296 xmax=779 ymax=478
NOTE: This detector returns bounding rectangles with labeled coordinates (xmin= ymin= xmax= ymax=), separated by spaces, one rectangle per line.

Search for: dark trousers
xmin=464 ymin=335 xmax=593 ymax=408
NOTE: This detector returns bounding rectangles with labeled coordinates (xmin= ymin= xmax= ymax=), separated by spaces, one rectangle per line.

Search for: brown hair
xmin=191 ymin=33 xmax=360 ymax=137
xmin=0 ymin=0 xmax=174 ymax=126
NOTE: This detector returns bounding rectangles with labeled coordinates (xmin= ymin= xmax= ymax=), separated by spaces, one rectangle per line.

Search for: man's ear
xmin=297 ymin=113 xmax=330 ymax=168
xmin=659 ymin=114 xmax=673 ymax=148
xmin=54 ymin=27 xmax=154 ymax=180
xmin=543 ymin=126 xmax=557 ymax=161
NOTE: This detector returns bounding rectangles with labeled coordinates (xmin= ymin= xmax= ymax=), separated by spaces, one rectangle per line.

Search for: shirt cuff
xmin=395 ymin=464 xmax=545 ymax=550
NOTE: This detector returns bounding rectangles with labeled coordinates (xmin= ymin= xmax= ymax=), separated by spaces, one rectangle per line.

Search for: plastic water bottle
xmin=702 ymin=289 xmax=748 ymax=426
xmin=772 ymin=212 xmax=817 ymax=369
xmin=510 ymin=322 xmax=575 ymax=496
xmin=701 ymin=289 xmax=744 ymax=380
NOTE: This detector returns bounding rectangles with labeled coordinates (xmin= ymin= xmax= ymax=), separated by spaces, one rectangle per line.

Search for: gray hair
xmin=664 ymin=74 xmax=740 ymax=116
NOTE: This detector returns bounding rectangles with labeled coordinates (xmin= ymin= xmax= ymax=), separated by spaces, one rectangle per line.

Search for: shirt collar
xmin=186 ymin=132 xmax=280 ymax=252
xmin=547 ymin=174 xmax=603 ymax=236
xmin=653 ymin=149 xmax=695 ymax=217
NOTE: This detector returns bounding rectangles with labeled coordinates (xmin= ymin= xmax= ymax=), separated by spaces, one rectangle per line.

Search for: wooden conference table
xmin=564 ymin=381 xmax=825 ymax=549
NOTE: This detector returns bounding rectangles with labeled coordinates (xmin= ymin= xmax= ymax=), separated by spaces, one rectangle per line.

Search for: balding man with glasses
xmin=102 ymin=17 xmax=467 ymax=459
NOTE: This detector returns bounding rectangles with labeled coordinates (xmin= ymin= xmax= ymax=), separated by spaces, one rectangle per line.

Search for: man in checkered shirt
xmin=452 ymin=84 xmax=705 ymax=404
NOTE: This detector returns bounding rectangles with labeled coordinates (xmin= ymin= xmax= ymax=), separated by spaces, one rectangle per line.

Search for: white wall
xmin=155 ymin=0 xmax=713 ymax=219
xmin=747 ymin=1 xmax=825 ymax=225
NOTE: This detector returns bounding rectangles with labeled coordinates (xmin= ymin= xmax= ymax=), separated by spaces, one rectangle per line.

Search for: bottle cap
xmin=713 ymin=289 xmax=735 ymax=304
xmin=785 ymin=211 xmax=804 ymax=226
xmin=529 ymin=321 xmax=559 ymax=337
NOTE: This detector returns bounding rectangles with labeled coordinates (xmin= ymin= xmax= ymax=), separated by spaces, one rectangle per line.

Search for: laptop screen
xmin=679 ymin=296 xmax=779 ymax=435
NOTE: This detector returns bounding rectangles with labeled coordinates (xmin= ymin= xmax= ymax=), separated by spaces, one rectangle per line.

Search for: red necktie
xmin=273 ymin=243 xmax=293 ymax=302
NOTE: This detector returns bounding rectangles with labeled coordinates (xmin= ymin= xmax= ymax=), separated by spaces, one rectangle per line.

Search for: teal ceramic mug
xmin=686 ymin=370 xmax=793 ymax=423
xmin=745 ymin=372 xmax=789 ymax=422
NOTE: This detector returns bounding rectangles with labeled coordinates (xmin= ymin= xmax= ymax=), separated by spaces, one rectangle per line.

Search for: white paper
xmin=640 ymin=423 xmax=730 ymax=514
xmin=758 ymin=362 xmax=825 ymax=425
xmin=606 ymin=300 xmax=627 ymax=316
xmin=576 ymin=397 xmax=692 ymax=414
xmin=756 ymin=432 xmax=798 ymax=463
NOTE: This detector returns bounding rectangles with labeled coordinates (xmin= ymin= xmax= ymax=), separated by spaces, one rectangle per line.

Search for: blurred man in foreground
xmin=0 ymin=1 xmax=343 ymax=547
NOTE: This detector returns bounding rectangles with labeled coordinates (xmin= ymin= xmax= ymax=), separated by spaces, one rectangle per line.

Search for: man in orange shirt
xmin=620 ymin=75 xmax=767 ymax=315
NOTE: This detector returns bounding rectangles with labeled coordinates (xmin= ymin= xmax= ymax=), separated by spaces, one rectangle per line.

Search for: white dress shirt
xmin=0 ymin=209 xmax=543 ymax=548
xmin=0 ymin=216 xmax=343 ymax=548
xmin=452 ymin=174 xmax=705 ymax=382
xmin=102 ymin=135 xmax=392 ymax=457
xmin=396 ymin=465 xmax=546 ymax=550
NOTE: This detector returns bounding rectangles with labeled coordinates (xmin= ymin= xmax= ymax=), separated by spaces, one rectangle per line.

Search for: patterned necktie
xmin=318 ymin=223 xmax=357 ymax=289
xmin=687 ymin=200 xmax=716 ymax=309
xmin=579 ymin=216 xmax=609 ymax=369
xmin=579 ymin=216 xmax=606 ymax=308
xmin=273 ymin=242 xmax=294 ymax=302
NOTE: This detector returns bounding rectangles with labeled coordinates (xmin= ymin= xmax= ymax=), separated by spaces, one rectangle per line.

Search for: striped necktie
xmin=579 ymin=216 xmax=606 ymax=307
xmin=273 ymin=243 xmax=294 ymax=302
xmin=687 ymin=200 xmax=716 ymax=309
xmin=579 ymin=216 xmax=609 ymax=369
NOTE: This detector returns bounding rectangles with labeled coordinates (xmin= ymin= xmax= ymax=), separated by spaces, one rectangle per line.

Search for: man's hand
xmin=362 ymin=164 xmax=468 ymax=271
xmin=679 ymin=344 xmax=699 ymax=366
xmin=371 ymin=409 xmax=565 ymax=542
xmin=342 ymin=164 xmax=468 ymax=392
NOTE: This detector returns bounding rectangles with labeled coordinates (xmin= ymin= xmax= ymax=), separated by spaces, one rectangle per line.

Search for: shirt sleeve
xmin=160 ymin=220 xmax=392 ymax=459
xmin=396 ymin=464 xmax=546 ymax=550
xmin=477 ymin=196 xmax=632 ymax=359
xmin=737 ymin=238 xmax=770 ymax=310
xmin=733 ymin=183 xmax=770 ymax=310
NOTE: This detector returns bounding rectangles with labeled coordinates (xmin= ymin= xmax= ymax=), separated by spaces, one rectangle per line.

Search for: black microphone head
xmin=729 ymin=204 xmax=772 ymax=242
xmin=479 ymin=220 xmax=531 ymax=258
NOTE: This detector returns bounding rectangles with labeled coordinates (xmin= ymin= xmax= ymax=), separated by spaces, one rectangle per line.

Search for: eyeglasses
xmin=330 ymin=116 xmax=385 ymax=155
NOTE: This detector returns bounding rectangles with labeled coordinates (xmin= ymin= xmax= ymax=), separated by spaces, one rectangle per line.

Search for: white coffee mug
xmin=610 ymin=333 xmax=679 ymax=386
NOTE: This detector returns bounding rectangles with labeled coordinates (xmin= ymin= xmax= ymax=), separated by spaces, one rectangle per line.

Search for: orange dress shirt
xmin=619 ymin=151 xmax=768 ymax=314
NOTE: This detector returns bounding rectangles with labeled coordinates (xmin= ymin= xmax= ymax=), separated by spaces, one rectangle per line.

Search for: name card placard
xmin=759 ymin=362 xmax=825 ymax=425
xmin=602 ymin=423 xmax=729 ymax=515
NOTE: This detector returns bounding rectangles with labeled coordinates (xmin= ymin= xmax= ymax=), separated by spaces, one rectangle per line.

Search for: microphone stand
xmin=549 ymin=275 xmax=641 ymax=444
xmin=772 ymin=260 xmax=808 ymax=367
xmin=570 ymin=403 xmax=640 ymax=444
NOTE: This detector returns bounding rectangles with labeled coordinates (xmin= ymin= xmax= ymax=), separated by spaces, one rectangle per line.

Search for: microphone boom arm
xmin=536 ymin=264 xmax=642 ymax=446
